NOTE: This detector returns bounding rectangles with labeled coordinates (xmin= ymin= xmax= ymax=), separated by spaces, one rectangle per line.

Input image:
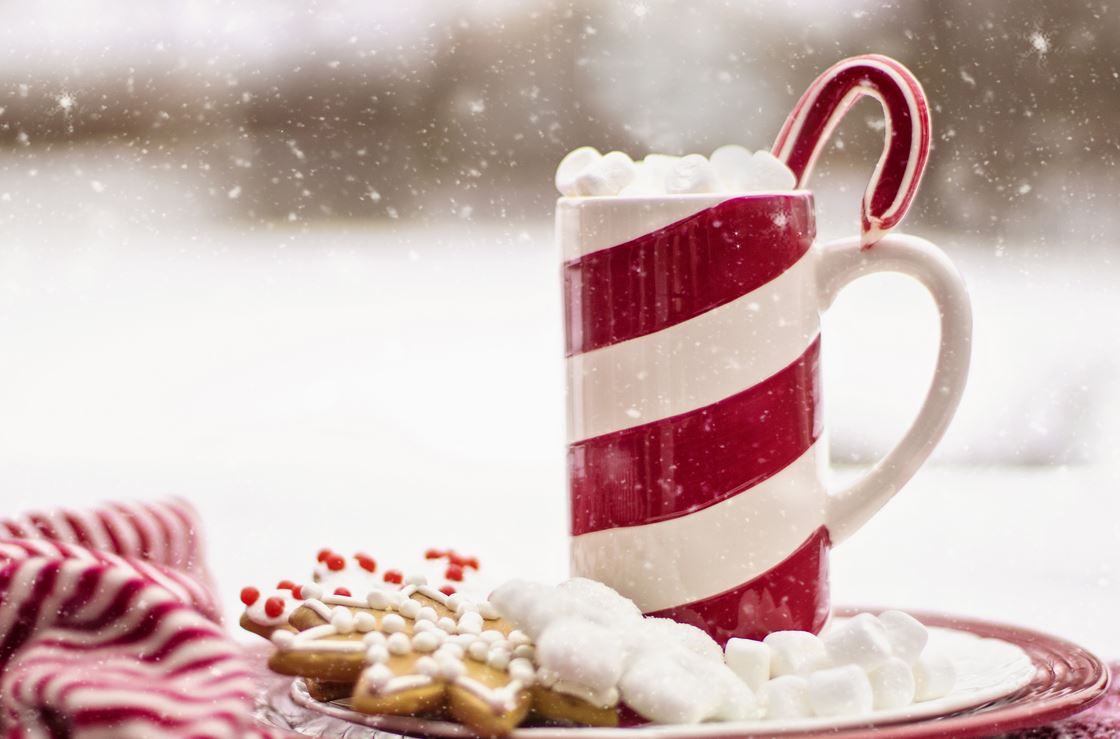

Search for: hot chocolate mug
xmin=561 ymin=56 xmax=972 ymax=644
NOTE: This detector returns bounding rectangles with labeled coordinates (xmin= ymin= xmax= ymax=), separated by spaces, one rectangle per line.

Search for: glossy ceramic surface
xmin=561 ymin=193 xmax=973 ymax=642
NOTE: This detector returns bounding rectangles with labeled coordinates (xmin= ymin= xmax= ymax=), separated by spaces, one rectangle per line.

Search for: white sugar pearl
xmin=761 ymin=675 xmax=812 ymax=719
xmin=764 ymin=631 xmax=828 ymax=677
xmin=665 ymin=154 xmax=720 ymax=194
xmin=413 ymin=619 xmax=438 ymax=634
xmin=366 ymin=644 xmax=389 ymax=664
xmin=367 ymin=590 xmax=392 ymax=610
xmin=468 ymin=639 xmax=490 ymax=661
xmin=555 ymin=146 xmax=602 ymax=197
xmin=455 ymin=601 xmax=476 ymax=617
xmin=508 ymin=630 xmax=531 ymax=647
xmin=365 ymin=662 xmax=393 ymax=689
xmin=363 ymin=631 xmax=386 ymax=646
xmin=387 ymin=631 xmax=412 ymax=656
xmin=301 ymin=583 xmax=323 ymax=601
xmin=271 ymin=630 xmax=294 ymax=647
xmin=869 ymin=657 xmax=917 ymax=710
xmin=480 ymin=630 xmax=503 ymax=644
xmin=478 ymin=601 xmax=500 ymax=620
xmin=381 ymin=613 xmax=407 ymax=634
xmin=746 ymin=150 xmax=796 ymax=191
xmin=399 ymin=599 xmax=422 ymax=619
xmin=536 ymin=667 xmax=558 ymax=688
xmin=512 ymin=645 xmax=534 ymax=660
xmin=354 ymin=612 xmax=377 ymax=633
xmin=438 ymin=643 xmax=465 ymax=660
xmin=823 ymin=614 xmax=893 ymax=670
xmin=878 ymin=611 xmax=929 ymax=665
xmin=710 ymin=144 xmax=754 ymax=191
xmin=437 ymin=616 xmax=457 ymax=633
xmin=412 ymin=630 xmax=440 ymax=653
xmin=487 ymin=647 xmax=511 ymax=671
xmin=725 ymin=638 xmax=771 ymax=692
xmin=416 ymin=606 xmax=438 ymax=623
xmin=458 ymin=611 xmax=484 ymax=635
xmin=491 ymin=639 xmax=511 ymax=652
xmin=509 ymin=658 xmax=536 ymax=685
xmin=437 ymin=654 xmax=466 ymax=681
xmin=913 ymin=653 xmax=956 ymax=701
xmin=573 ymin=151 xmax=637 ymax=197
xmin=405 ymin=573 xmax=427 ymax=586
xmin=808 ymin=665 xmax=874 ymax=718
xmin=331 ymin=607 xmax=354 ymax=634
xmin=415 ymin=655 xmax=439 ymax=677
xmin=445 ymin=594 xmax=462 ymax=610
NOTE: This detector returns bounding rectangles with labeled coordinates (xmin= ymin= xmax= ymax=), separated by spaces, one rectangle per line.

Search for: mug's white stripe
xmin=567 ymin=248 xmax=820 ymax=442
xmin=558 ymin=194 xmax=733 ymax=261
xmin=570 ymin=442 xmax=823 ymax=612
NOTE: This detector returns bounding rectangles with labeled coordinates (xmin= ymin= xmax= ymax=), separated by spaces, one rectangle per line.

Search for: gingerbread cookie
xmin=263 ymin=574 xmax=619 ymax=735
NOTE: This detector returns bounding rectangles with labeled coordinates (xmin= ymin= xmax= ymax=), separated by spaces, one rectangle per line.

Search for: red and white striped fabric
xmin=0 ymin=499 xmax=283 ymax=738
xmin=563 ymin=194 xmax=831 ymax=644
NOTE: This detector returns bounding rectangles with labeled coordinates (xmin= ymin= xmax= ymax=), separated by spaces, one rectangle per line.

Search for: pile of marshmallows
xmin=490 ymin=578 xmax=954 ymax=725
xmin=728 ymin=611 xmax=956 ymax=721
xmin=554 ymin=146 xmax=797 ymax=198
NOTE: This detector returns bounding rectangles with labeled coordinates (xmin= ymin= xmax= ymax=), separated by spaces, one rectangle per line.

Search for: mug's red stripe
xmin=563 ymin=194 xmax=815 ymax=357
xmin=645 ymin=526 xmax=831 ymax=646
xmin=569 ymin=337 xmax=821 ymax=536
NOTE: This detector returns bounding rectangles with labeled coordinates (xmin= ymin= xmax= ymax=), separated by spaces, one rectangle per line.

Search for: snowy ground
xmin=1 ymin=146 xmax=1118 ymax=658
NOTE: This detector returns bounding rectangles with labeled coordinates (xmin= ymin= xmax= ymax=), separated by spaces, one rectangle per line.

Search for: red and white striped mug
xmin=561 ymin=56 xmax=972 ymax=644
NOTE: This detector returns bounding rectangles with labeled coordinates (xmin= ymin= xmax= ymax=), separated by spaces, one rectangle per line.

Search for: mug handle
xmin=815 ymin=233 xmax=972 ymax=545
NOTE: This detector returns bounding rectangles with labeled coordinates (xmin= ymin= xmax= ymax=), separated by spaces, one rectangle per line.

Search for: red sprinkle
xmin=334 ymin=587 xmax=352 ymax=597
xmin=326 ymin=554 xmax=346 ymax=571
xmin=264 ymin=597 xmax=285 ymax=619
xmin=464 ymin=556 xmax=480 ymax=571
xmin=383 ymin=570 xmax=403 ymax=584
xmin=424 ymin=548 xmax=444 ymax=560
xmin=355 ymin=554 xmax=377 ymax=573
xmin=276 ymin=579 xmax=296 ymax=591
xmin=292 ymin=585 xmax=305 ymax=599
xmin=445 ymin=563 xmax=464 ymax=582
xmin=317 ymin=548 xmax=332 ymax=562
xmin=239 ymin=586 xmax=260 ymax=606
xmin=439 ymin=585 xmax=456 ymax=596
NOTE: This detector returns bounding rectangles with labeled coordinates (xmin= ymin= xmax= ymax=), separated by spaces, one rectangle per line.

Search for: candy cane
xmin=772 ymin=54 xmax=931 ymax=248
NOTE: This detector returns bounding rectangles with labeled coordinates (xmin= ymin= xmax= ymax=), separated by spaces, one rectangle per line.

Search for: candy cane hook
xmin=772 ymin=54 xmax=931 ymax=248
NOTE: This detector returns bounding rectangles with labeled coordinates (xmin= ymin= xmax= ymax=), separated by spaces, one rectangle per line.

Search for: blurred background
xmin=1 ymin=1 xmax=1117 ymax=651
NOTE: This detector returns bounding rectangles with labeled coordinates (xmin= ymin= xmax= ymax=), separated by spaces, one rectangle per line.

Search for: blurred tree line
xmin=0 ymin=0 xmax=1116 ymax=245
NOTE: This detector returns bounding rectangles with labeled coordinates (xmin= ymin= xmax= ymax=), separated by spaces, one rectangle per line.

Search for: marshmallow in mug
xmin=554 ymin=145 xmax=796 ymax=197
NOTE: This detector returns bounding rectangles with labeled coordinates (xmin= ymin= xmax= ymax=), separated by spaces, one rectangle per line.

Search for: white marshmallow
xmin=555 ymin=146 xmax=601 ymax=196
xmin=620 ymin=652 xmax=721 ymax=724
xmin=878 ymin=610 xmax=929 ymax=665
xmin=637 ymin=618 xmax=723 ymax=663
xmin=760 ymin=675 xmax=812 ymax=720
xmin=536 ymin=618 xmax=625 ymax=693
xmin=724 ymin=638 xmax=771 ymax=692
xmin=745 ymin=150 xmax=797 ymax=191
xmin=710 ymin=144 xmax=754 ymax=191
xmin=573 ymin=151 xmax=638 ymax=196
xmin=808 ymin=665 xmax=874 ymax=718
xmin=823 ymin=613 xmax=893 ymax=670
xmin=622 ymin=154 xmax=679 ymax=196
xmin=665 ymin=154 xmax=720 ymax=194
xmin=868 ymin=657 xmax=917 ymax=710
xmin=763 ymin=631 xmax=828 ymax=677
xmin=913 ymin=653 xmax=956 ymax=702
